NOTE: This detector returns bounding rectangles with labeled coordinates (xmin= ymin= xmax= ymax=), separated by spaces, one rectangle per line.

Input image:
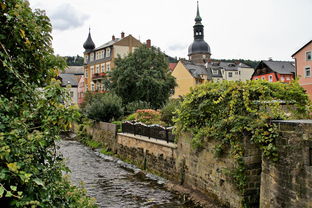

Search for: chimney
xmin=146 ymin=39 xmax=151 ymax=48
xmin=112 ymin=35 xmax=115 ymax=41
xmin=121 ymin=32 xmax=125 ymax=38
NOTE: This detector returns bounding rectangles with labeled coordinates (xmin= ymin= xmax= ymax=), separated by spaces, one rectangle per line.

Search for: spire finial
xmin=195 ymin=1 xmax=202 ymax=23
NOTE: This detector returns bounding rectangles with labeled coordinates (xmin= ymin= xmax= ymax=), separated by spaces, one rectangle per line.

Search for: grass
xmin=85 ymin=140 xmax=101 ymax=149
xmin=100 ymin=148 xmax=113 ymax=156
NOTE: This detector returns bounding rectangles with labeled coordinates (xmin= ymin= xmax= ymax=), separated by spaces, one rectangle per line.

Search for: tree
xmin=64 ymin=55 xmax=84 ymax=66
xmin=0 ymin=1 xmax=95 ymax=207
xmin=109 ymin=45 xmax=176 ymax=109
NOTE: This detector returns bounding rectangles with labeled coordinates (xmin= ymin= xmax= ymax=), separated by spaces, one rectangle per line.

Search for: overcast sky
xmin=28 ymin=0 xmax=312 ymax=61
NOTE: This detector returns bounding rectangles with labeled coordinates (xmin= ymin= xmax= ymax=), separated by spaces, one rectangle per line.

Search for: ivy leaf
xmin=0 ymin=186 xmax=4 ymax=197
xmin=33 ymin=178 xmax=44 ymax=186
xmin=5 ymin=191 xmax=12 ymax=197
xmin=7 ymin=163 xmax=19 ymax=173
xmin=10 ymin=186 xmax=17 ymax=191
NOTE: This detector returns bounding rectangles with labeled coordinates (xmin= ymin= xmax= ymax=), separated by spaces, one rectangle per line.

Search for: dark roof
xmin=83 ymin=31 xmax=95 ymax=52
xmin=292 ymin=40 xmax=312 ymax=57
xmin=258 ymin=60 xmax=295 ymax=75
xmin=95 ymin=38 xmax=121 ymax=50
xmin=182 ymin=61 xmax=212 ymax=79
xmin=59 ymin=74 xmax=79 ymax=87
xmin=61 ymin=66 xmax=84 ymax=75
xmin=188 ymin=39 xmax=211 ymax=56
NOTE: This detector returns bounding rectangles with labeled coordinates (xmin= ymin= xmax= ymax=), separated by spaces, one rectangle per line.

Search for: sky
xmin=28 ymin=0 xmax=312 ymax=61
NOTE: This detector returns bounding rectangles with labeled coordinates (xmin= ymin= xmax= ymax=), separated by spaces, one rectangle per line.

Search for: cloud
xmin=168 ymin=43 xmax=187 ymax=51
xmin=50 ymin=4 xmax=89 ymax=31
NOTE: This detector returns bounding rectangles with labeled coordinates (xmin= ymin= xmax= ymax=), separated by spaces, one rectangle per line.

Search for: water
xmin=57 ymin=140 xmax=199 ymax=208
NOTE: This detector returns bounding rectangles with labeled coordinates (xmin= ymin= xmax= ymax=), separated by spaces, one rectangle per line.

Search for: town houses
xmin=70 ymin=2 xmax=312 ymax=104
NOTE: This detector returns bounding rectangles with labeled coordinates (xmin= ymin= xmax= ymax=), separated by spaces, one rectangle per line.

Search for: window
xmin=106 ymin=48 xmax=111 ymax=57
xmin=235 ymin=72 xmax=238 ymax=75
xmin=96 ymin=82 xmax=100 ymax=91
xmin=91 ymin=83 xmax=95 ymax=91
xmin=70 ymin=91 xmax=74 ymax=98
xmin=305 ymin=67 xmax=311 ymax=77
xmin=96 ymin=65 xmax=100 ymax=73
xmin=101 ymin=64 xmax=105 ymax=72
xmin=306 ymin=51 xmax=312 ymax=61
xmin=90 ymin=66 xmax=94 ymax=76
xmin=84 ymin=55 xmax=88 ymax=63
xmin=85 ymin=69 xmax=88 ymax=78
xmin=106 ymin=63 xmax=110 ymax=72
xmin=255 ymin=78 xmax=259 ymax=80
xmin=85 ymin=84 xmax=88 ymax=91
xmin=90 ymin=53 xmax=94 ymax=61
xmin=212 ymin=69 xmax=218 ymax=75
xmin=228 ymin=72 xmax=233 ymax=78
xmin=280 ymin=76 xmax=285 ymax=81
xmin=261 ymin=76 xmax=265 ymax=80
xmin=268 ymin=75 xmax=273 ymax=82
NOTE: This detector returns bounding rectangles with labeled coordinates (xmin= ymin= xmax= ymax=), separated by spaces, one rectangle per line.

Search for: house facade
xmin=82 ymin=31 xmax=142 ymax=93
xmin=292 ymin=40 xmax=312 ymax=100
xmin=251 ymin=60 xmax=295 ymax=83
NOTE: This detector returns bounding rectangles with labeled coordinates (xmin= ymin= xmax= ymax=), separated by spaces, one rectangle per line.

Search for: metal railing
xmin=121 ymin=121 xmax=175 ymax=143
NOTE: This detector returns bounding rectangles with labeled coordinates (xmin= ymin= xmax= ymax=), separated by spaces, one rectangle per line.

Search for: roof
xmin=62 ymin=66 xmax=84 ymax=75
xmin=59 ymin=74 xmax=80 ymax=87
xmin=261 ymin=60 xmax=295 ymax=74
xmin=292 ymin=40 xmax=312 ymax=57
xmin=94 ymin=38 xmax=121 ymax=50
xmin=83 ymin=31 xmax=95 ymax=51
xmin=182 ymin=60 xmax=212 ymax=79
xmin=169 ymin=63 xmax=177 ymax=71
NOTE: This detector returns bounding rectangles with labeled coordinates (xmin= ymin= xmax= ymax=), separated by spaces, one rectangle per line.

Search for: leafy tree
xmin=0 ymin=0 xmax=95 ymax=207
xmin=109 ymin=45 xmax=176 ymax=109
xmin=84 ymin=93 xmax=123 ymax=122
xmin=64 ymin=55 xmax=84 ymax=66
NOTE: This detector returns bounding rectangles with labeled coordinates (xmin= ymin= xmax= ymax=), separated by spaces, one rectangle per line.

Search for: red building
xmin=251 ymin=60 xmax=295 ymax=83
xmin=292 ymin=40 xmax=312 ymax=101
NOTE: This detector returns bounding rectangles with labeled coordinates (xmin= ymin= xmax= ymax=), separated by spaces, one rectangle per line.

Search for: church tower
xmin=188 ymin=1 xmax=211 ymax=65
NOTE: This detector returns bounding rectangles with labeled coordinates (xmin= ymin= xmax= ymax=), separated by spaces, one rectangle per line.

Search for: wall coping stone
xmin=118 ymin=133 xmax=177 ymax=149
xmin=272 ymin=120 xmax=312 ymax=124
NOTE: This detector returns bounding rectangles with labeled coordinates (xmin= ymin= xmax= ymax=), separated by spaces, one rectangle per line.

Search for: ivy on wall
xmin=174 ymin=80 xmax=311 ymax=205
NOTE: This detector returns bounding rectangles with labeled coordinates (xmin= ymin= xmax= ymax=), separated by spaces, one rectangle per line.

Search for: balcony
xmin=92 ymin=72 xmax=107 ymax=80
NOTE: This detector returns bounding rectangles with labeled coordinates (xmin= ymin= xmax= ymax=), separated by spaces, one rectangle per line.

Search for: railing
xmin=121 ymin=121 xmax=175 ymax=143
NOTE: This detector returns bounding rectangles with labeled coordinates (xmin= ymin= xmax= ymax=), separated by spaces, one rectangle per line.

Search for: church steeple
xmin=83 ymin=28 xmax=95 ymax=52
xmin=195 ymin=1 xmax=202 ymax=24
xmin=188 ymin=1 xmax=211 ymax=65
xmin=193 ymin=1 xmax=204 ymax=40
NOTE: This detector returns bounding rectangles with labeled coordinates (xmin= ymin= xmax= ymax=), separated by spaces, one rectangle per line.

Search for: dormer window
xmin=106 ymin=48 xmax=111 ymax=57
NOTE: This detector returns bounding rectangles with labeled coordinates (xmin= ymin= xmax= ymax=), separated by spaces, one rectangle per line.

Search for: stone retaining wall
xmin=260 ymin=120 xmax=312 ymax=208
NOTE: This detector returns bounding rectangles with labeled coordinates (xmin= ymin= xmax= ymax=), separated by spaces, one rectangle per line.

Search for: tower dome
xmin=83 ymin=28 xmax=95 ymax=52
xmin=188 ymin=1 xmax=211 ymax=64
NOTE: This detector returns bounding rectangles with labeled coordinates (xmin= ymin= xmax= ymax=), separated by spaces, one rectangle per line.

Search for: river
xmin=57 ymin=140 xmax=200 ymax=208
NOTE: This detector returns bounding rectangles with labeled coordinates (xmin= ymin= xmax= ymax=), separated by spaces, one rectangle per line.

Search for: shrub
xmin=160 ymin=99 xmax=181 ymax=126
xmin=135 ymin=109 xmax=164 ymax=125
xmin=85 ymin=93 xmax=123 ymax=122
xmin=124 ymin=100 xmax=151 ymax=115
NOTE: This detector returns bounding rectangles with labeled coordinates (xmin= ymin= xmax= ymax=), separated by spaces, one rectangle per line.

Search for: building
xmin=77 ymin=75 xmax=85 ymax=106
xmin=83 ymin=30 xmax=142 ymax=92
xmin=251 ymin=60 xmax=295 ymax=83
xmin=172 ymin=60 xmax=211 ymax=98
xmin=188 ymin=2 xmax=211 ymax=65
xmin=292 ymin=40 xmax=312 ymax=100
xmin=171 ymin=2 xmax=255 ymax=98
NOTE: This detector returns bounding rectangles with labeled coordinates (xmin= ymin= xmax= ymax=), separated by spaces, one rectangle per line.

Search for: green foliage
xmin=109 ymin=45 xmax=176 ymax=109
xmin=134 ymin=109 xmax=165 ymax=125
xmin=0 ymin=1 xmax=95 ymax=207
xmin=160 ymin=99 xmax=181 ymax=126
xmin=84 ymin=93 xmax=124 ymax=122
xmin=64 ymin=55 xmax=84 ymax=66
xmin=124 ymin=100 xmax=151 ymax=115
xmin=174 ymin=80 xmax=311 ymax=199
xmin=111 ymin=120 xmax=122 ymax=132
xmin=100 ymin=148 xmax=113 ymax=156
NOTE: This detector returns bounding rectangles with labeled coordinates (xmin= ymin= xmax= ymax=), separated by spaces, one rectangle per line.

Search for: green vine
xmin=174 ymin=80 xmax=311 ymax=206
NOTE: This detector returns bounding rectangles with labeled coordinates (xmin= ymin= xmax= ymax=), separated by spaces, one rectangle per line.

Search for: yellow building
xmin=82 ymin=31 xmax=142 ymax=92
xmin=171 ymin=60 xmax=212 ymax=98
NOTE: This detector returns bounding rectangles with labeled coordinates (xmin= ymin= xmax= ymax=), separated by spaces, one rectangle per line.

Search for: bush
xmin=85 ymin=93 xmax=123 ymax=122
xmin=124 ymin=100 xmax=151 ymax=115
xmin=134 ymin=109 xmax=164 ymax=125
xmin=160 ymin=99 xmax=181 ymax=126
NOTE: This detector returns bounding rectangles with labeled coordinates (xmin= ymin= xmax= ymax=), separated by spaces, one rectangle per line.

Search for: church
xmin=171 ymin=2 xmax=254 ymax=98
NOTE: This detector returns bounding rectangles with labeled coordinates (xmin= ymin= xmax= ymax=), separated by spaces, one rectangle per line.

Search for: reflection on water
xmin=57 ymin=140 xmax=200 ymax=208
